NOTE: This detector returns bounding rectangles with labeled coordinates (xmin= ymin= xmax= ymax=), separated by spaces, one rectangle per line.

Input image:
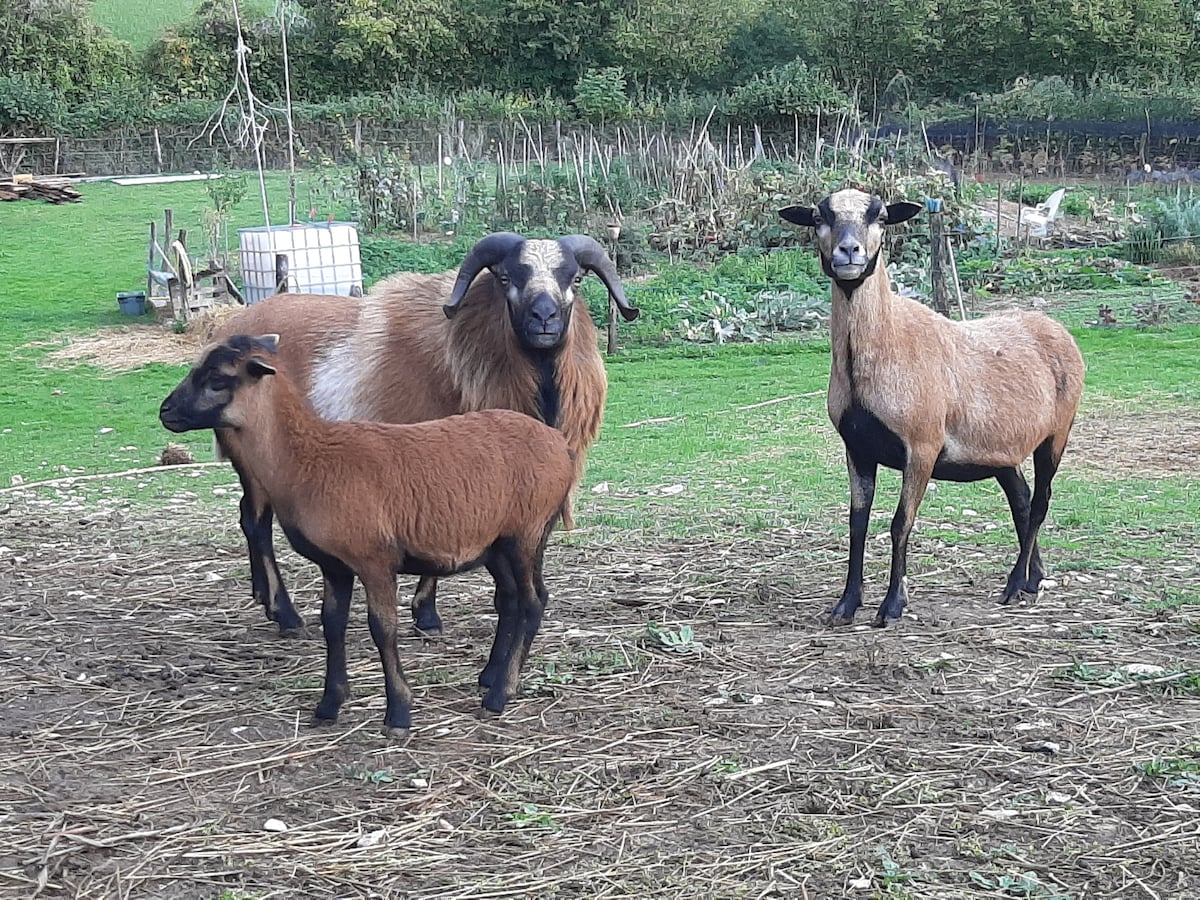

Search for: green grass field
xmin=2 ymin=174 xmax=1199 ymax=570
xmin=90 ymin=0 xmax=202 ymax=49
xmin=91 ymin=0 xmax=274 ymax=49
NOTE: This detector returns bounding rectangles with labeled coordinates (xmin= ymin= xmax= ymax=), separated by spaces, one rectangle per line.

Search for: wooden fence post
xmin=928 ymin=201 xmax=951 ymax=317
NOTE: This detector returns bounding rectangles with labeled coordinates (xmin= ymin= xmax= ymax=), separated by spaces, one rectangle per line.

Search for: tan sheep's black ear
xmin=253 ymin=333 xmax=280 ymax=354
xmin=779 ymin=205 xmax=818 ymax=227
xmin=885 ymin=202 xmax=923 ymax=225
xmin=246 ymin=356 xmax=277 ymax=379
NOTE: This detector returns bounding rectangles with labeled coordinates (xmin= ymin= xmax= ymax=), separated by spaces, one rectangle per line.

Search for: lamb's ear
xmin=253 ymin=333 xmax=280 ymax=354
xmin=779 ymin=205 xmax=818 ymax=227
xmin=885 ymin=201 xmax=923 ymax=225
xmin=246 ymin=356 xmax=277 ymax=379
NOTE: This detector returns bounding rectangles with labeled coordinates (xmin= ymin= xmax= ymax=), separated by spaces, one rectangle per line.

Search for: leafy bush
xmin=573 ymin=68 xmax=632 ymax=125
xmin=0 ymin=72 xmax=63 ymax=133
xmin=728 ymin=61 xmax=854 ymax=121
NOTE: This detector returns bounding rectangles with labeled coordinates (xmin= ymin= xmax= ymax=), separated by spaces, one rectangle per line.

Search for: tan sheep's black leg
xmin=997 ymin=466 xmax=1045 ymax=602
xmin=831 ymin=450 xmax=877 ymax=626
xmin=360 ymin=567 xmax=414 ymax=740
xmin=314 ymin=562 xmax=354 ymax=725
xmin=410 ymin=575 xmax=443 ymax=636
xmin=1005 ymin=438 xmax=1061 ymax=605
xmin=875 ymin=454 xmax=935 ymax=627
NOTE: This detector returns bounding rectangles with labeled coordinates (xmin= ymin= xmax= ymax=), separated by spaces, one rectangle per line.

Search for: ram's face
xmin=814 ymin=190 xmax=887 ymax=281
xmin=495 ymin=240 xmax=582 ymax=351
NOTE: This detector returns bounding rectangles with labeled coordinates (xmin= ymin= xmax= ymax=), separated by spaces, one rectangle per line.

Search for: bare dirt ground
xmin=1 ymin=472 xmax=1198 ymax=899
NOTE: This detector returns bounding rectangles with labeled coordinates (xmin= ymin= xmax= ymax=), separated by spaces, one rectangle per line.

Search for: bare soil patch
xmin=1 ymin=482 xmax=1198 ymax=899
xmin=1070 ymin=411 xmax=1200 ymax=476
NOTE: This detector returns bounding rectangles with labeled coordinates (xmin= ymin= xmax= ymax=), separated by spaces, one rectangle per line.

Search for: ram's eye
xmin=208 ymin=375 xmax=233 ymax=392
xmin=573 ymin=274 xmax=584 ymax=286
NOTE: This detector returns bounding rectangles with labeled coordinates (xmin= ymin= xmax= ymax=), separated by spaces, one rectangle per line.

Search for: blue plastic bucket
xmin=117 ymin=290 xmax=147 ymax=316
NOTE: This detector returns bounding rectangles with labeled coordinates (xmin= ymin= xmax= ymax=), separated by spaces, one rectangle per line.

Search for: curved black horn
xmin=443 ymin=232 xmax=525 ymax=318
xmin=560 ymin=234 xmax=640 ymax=321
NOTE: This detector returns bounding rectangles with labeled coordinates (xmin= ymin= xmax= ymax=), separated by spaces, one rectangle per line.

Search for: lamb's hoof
xmin=412 ymin=624 xmax=442 ymax=639
xmin=383 ymin=725 xmax=411 ymax=743
xmin=310 ymin=713 xmax=338 ymax=728
xmin=475 ymin=705 xmax=502 ymax=721
xmin=278 ymin=624 xmax=309 ymax=639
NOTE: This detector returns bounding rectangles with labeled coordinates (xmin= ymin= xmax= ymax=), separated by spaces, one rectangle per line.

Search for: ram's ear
xmin=885 ymin=201 xmax=923 ymax=225
xmin=246 ymin=356 xmax=277 ymax=379
xmin=253 ymin=333 xmax=280 ymax=354
xmin=779 ymin=205 xmax=818 ymax=227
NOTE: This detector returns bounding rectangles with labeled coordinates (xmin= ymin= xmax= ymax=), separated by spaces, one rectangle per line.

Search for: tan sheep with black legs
xmin=160 ymin=334 xmax=575 ymax=739
xmin=212 ymin=232 xmax=638 ymax=638
xmin=780 ymin=189 xmax=1085 ymax=628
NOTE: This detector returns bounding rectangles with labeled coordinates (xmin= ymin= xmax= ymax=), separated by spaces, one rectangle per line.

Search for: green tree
xmin=143 ymin=1 xmax=286 ymax=102
xmin=450 ymin=0 xmax=627 ymax=93
xmin=292 ymin=0 xmax=460 ymax=92
xmin=0 ymin=0 xmax=131 ymax=101
xmin=612 ymin=0 xmax=755 ymax=87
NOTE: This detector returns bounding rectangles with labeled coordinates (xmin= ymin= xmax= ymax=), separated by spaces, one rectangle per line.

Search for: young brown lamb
xmin=159 ymin=334 xmax=575 ymax=738
xmin=780 ymin=189 xmax=1085 ymax=627
xmin=214 ymin=232 xmax=636 ymax=638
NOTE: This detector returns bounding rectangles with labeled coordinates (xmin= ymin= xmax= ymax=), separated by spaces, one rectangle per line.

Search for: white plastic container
xmin=238 ymin=221 xmax=363 ymax=305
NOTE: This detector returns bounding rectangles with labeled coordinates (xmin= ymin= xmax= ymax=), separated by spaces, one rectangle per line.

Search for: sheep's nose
xmin=529 ymin=295 xmax=561 ymax=326
xmin=837 ymin=238 xmax=864 ymax=258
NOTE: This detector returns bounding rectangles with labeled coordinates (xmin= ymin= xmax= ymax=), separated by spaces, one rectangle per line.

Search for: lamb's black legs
xmin=830 ymin=452 xmax=877 ymax=626
xmin=361 ymin=567 xmax=414 ymax=739
xmin=236 ymin=474 xmax=306 ymax=637
xmin=314 ymin=562 xmax=354 ymax=724
xmin=997 ymin=466 xmax=1046 ymax=601
xmin=478 ymin=539 xmax=549 ymax=715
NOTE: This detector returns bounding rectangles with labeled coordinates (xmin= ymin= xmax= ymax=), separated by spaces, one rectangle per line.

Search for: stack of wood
xmin=0 ymin=174 xmax=82 ymax=204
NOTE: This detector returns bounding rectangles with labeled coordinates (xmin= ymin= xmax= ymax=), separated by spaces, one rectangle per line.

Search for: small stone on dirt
xmin=263 ymin=818 xmax=288 ymax=832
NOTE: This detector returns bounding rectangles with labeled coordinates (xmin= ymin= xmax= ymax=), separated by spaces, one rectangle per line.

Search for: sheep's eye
xmin=573 ymin=274 xmax=584 ymax=286
xmin=208 ymin=375 xmax=234 ymax=392
xmin=496 ymin=273 xmax=510 ymax=286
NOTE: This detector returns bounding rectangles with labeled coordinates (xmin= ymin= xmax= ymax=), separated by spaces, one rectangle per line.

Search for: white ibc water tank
xmin=238 ymin=222 xmax=364 ymax=305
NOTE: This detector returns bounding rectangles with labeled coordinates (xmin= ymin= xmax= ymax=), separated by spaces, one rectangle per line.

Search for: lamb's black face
xmin=159 ymin=335 xmax=276 ymax=433
xmin=495 ymin=240 xmax=582 ymax=351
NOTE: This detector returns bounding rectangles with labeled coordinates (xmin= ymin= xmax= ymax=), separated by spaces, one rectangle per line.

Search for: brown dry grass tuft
xmin=40 ymin=306 xmax=245 ymax=372
xmin=0 ymin=485 xmax=1197 ymax=898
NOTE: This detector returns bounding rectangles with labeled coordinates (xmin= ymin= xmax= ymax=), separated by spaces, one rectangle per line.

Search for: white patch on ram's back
xmin=519 ymin=240 xmax=568 ymax=298
xmin=308 ymin=295 xmax=389 ymax=420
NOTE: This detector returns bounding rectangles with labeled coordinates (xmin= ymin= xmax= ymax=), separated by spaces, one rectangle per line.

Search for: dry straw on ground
xmin=1 ymin=477 xmax=1197 ymax=898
